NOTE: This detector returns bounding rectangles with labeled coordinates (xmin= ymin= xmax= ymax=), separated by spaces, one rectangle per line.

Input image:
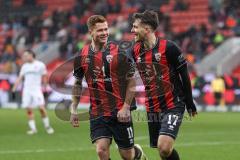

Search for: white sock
xmin=28 ymin=120 xmax=37 ymax=131
xmin=42 ymin=117 xmax=50 ymax=128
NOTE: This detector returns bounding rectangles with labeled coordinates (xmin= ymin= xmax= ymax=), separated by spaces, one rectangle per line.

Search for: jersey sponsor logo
xmin=93 ymin=66 xmax=101 ymax=79
xmin=154 ymin=52 xmax=161 ymax=62
xmin=106 ymin=55 xmax=113 ymax=63
xmin=84 ymin=57 xmax=90 ymax=64
xmin=92 ymin=66 xmax=112 ymax=82
xmin=145 ymin=65 xmax=154 ymax=77
xmin=139 ymin=64 xmax=156 ymax=81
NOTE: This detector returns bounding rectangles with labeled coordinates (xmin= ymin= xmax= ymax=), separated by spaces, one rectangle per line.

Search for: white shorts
xmin=22 ymin=90 xmax=45 ymax=108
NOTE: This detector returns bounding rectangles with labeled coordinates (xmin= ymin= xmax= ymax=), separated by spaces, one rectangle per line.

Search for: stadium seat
xmin=204 ymin=92 xmax=215 ymax=105
xmin=12 ymin=0 xmax=23 ymax=7
xmin=163 ymin=0 xmax=210 ymax=33
xmin=224 ymin=89 xmax=235 ymax=104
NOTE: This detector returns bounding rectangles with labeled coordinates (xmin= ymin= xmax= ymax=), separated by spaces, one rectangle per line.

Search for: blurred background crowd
xmin=0 ymin=0 xmax=240 ymax=107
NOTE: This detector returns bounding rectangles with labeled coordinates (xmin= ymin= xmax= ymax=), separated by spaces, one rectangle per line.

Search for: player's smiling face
xmin=90 ymin=22 xmax=109 ymax=44
xmin=131 ymin=19 xmax=147 ymax=42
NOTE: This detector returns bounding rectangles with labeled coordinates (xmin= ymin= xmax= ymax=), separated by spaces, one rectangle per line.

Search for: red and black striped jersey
xmin=73 ymin=42 xmax=135 ymax=118
xmin=132 ymin=38 xmax=186 ymax=112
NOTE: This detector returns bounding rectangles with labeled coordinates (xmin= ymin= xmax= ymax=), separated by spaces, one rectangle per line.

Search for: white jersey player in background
xmin=12 ymin=50 xmax=54 ymax=135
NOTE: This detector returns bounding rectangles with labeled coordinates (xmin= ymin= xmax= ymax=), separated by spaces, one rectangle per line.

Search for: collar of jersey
xmin=138 ymin=37 xmax=159 ymax=57
xmin=90 ymin=41 xmax=112 ymax=53
xmin=141 ymin=37 xmax=159 ymax=52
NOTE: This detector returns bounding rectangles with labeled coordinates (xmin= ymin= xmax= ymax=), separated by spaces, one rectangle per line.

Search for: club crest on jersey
xmin=106 ymin=55 xmax=113 ymax=63
xmin=154 ymin=53 xmax=161 ymax=61
xmin=137 ymin=57 xmax=141 ymax=63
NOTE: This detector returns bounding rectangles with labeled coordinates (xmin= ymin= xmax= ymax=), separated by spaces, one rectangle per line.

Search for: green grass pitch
xmin=0 ymin=109 xmax=240 ymax=160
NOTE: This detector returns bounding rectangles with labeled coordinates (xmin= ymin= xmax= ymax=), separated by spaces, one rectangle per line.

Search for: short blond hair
xmin=87 ymin=15 xmax=107 ymax=30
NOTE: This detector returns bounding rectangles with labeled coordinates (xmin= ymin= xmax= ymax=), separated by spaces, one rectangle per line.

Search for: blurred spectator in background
xmin=0 ymin=79 xmax=10 ymax=107
xmin=213 ymin=29 xmax=225 ymax=46
xmin=0 ymin=0 xmax=11 ymax=8
xmin=211 ymin=75 xmax=226 ymax=106
xmin=24 ymin=0 xmax=36 ymax=6
xmin=174 ymin=0 xmax=189 ymax=11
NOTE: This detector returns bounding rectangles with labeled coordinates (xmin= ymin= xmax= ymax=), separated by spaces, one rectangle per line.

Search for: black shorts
xmin=90 ymin=116 xmax=134 ymax=149
xmin=147 ymin=108 xmax=184 ymax=148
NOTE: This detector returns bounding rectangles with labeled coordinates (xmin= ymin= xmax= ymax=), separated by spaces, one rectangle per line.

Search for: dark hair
xmin=87 ymin=15 xmax=107 ymax=30
xmin=132 ymin=10 xmax=159 ymax=30
xmin=25 ymin=50 xmax=36 ymax=58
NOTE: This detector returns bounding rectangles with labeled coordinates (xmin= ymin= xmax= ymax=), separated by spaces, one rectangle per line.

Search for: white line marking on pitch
xmin=1 ymin=141 xmax=240 ymax=155
xmin=0 ymin=147 xmax=94 ymax=154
